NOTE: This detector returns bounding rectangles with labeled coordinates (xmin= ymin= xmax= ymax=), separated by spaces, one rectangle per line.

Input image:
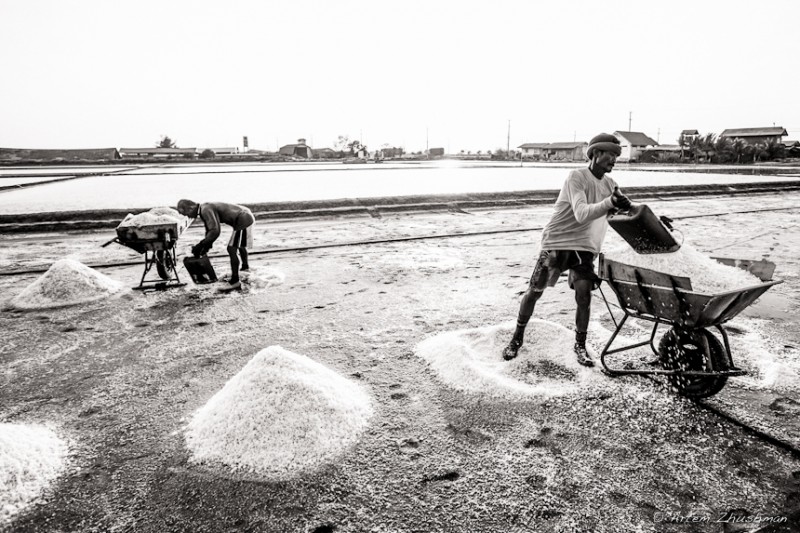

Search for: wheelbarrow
xmin=103 ymin=219 xmax=187 ymax=291
xmin=596 ymin=254 xmax=782 ymax=398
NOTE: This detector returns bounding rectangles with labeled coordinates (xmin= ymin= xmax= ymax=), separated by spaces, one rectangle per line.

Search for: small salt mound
xmin=415 ymin=321 xmax=603 ymax=399
xmin=242 ymin=266 xmax=285 ymax=293
xmin=185 ymin=346 xmax=373 ymax=478
xmin=0 ymin=423 xmax=68 ymax=523
xmin=603 ymin=242 xmax=761 ymax=294
xmin=9 ymin=259 xmax=126 ymax=310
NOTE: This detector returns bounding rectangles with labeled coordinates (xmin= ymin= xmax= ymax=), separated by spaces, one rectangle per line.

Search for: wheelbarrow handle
xmin=101 ymin=237 xmax=119 ymax=248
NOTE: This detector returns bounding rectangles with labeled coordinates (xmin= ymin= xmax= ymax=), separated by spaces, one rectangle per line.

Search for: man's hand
xmin=191 ymin=243 xmax=205 ymax=257
xmin=611 ymin=187 xmax=632 ymax=210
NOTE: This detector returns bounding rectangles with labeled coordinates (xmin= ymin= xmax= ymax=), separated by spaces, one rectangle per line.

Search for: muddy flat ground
xmin=1 ymin=191 xmax=800 ymax=532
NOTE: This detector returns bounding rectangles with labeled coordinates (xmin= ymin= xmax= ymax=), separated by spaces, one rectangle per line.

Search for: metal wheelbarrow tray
xmin=597 ymin=254 xmax=782 ymax=398
xmin=107 ymin=219 xmax=188 ymax=290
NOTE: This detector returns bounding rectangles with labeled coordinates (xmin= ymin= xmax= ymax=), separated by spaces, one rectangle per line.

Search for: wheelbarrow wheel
xmin=155 ymin=250 xmax=173 ymax=280
xmin=658 ymin=327 xmax=728 ymax=399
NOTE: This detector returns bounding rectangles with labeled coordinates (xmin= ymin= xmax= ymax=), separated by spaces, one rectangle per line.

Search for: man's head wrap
xmin=587 ymin=133 xmax=622 ymax=159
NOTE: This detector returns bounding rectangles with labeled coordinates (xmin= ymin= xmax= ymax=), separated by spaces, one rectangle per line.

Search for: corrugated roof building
xmin=720 ymin=127 xmax=787 ymax=144
xmin=613 ymin=131 xmax=658 ymax=161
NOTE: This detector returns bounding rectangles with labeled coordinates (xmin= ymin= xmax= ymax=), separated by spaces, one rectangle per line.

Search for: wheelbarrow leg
xmin=600 ymin=313 xmax=629 ymax=374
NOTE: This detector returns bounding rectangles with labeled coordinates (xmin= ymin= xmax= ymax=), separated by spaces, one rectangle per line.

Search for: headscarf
xmin=587 ymin=133 xmax=621 ymax=159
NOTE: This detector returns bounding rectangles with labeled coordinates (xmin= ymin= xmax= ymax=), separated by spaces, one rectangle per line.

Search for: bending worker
xmin=501 ymin=133 xmax=632 ymax=366
xmin=177 ymin=199 xmax=254 ymax=292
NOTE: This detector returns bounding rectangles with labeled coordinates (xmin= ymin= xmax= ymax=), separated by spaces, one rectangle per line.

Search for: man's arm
xmin=197 ymin=205 xmax=221 ymax=251
xmin=566 ymin=174 xmax=615 ymax=223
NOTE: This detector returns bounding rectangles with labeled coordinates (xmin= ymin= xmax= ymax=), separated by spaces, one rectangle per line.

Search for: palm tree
xmin=730 ymin=138 xmax=747 ymax=164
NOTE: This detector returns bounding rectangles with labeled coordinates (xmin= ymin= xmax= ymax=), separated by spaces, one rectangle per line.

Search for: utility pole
xmin=657 ymin=128 xmax=660 ymax=144
xmin=628 ymin=111 xmax=632 ymax=132
xmin=426 ymin=127 xmax=429 ymax=153
xmin=506 ymin=119 xmax=511 ymax=159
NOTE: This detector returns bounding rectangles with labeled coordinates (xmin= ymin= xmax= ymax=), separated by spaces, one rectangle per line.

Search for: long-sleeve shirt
xmin=539 ymin=168 xmax=617 ymax=254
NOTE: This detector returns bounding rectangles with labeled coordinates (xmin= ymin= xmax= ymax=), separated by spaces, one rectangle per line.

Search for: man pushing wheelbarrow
xmin=177 ymin=199 xmax=255 ymax=292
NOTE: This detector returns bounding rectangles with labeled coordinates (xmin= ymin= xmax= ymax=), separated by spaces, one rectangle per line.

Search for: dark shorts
xmin=529 ymin=250 xmax=599 ymax=291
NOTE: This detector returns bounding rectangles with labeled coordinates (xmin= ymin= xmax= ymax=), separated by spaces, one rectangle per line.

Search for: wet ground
xmin=1 ymin=191 xmax=800 ymax=532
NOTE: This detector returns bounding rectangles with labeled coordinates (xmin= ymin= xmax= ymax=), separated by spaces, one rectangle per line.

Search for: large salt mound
xmin=0 ymin=423 xmax=68 ymax=523
xmin=415 ymin=320 xmax=604 ymax=399
xmin=603 ymin=242 xmax=761 ymax=293
xmin=185 ymin=346 xmax=373 ymax=478
xmin=9 ymin=259 xmax=126 ymax=310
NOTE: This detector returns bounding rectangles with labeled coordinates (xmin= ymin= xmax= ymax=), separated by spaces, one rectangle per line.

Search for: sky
xmin=1 ymin=0 xmax=799 ymax=153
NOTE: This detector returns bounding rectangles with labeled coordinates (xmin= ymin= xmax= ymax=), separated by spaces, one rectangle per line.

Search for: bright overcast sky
xmin=1 ymin=0 xmax=798 ymax=152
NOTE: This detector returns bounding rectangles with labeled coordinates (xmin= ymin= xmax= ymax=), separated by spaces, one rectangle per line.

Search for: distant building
xmin=720 ymin=127 xmax=788 ymax=145
xmin=427 ymin=147 xmax=445 ymax=157
xmin=279 ymin=138 xmax=312 ymax=158
xmin=311 ymin=147 xmax=337 ymax=159
xmin=613 ymin=131 xmax=658 ymax=162
xmin=545 ymin=142 xmax=587 ymax=161
xmin=517 ymin=142 xmax=587 ymax=161
xmin=0 ymin=148 xmax=120 ymax=161
xmin=208 ymin=147 xmax=240 ymax=157
xmin=380 ymin=147 xmax=404 ymax=158
xmin=518 ymin=143 xmax=550 ymax=158
xmin=119 ymin=147 xmax=197 ymax=159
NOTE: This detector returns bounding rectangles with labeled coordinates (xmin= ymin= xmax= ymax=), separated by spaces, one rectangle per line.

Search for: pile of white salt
xmin=603 ymin=242 xmax=762 ymax=293
xmin=185 ymin=346 xmax=373 ymax=479
xmin=0 ymin=423 xmax=68 ymax=523
xmin=415 ymin=320 xmax=604 ymax=399
xmin=9 ymin=259 xmax=125 ymax=310
xmin=118 ymin=206 xmax=188 ymax=230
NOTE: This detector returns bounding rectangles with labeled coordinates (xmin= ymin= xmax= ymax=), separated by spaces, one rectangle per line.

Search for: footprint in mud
xmin=445 ymin=423 xmax=492 ymax=444
xmin=524 ymin=427 xmax=555 ymax=449
xmin=193 ymin=321 xmax=212 ymax=327
xmin=133 ymin=321 xmax=150 ymax=328
xmin=525 ymin=474 xmax=547 ymax=489
xmin=390 ymin=392 xmax=408 ymax=400
xmin=397 ymin=437 xmax=421 ymax=453
xmin=768 ymin=397 xmax=800 ymax=415
xmin=422 ymin=470 xmax=460 ymax=484
xmin=60 ymin=325 xmax=79 ymax=332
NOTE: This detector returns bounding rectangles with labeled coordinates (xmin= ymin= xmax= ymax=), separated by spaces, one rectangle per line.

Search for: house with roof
xmin=613 ymin=131 xmax=658 ymax=162
xmin=119 ymin=147 xmax=197 ymax=159
xmin=0 ymin=148 xmax=120 ymax=161
xmin=518 ymin=143 xmax=550 ymax=159
xmin=279 ymin=138 xmax=312 ymax=158
xmin=720 ymin=127 xmax=787 ymax=145
xmin=544 ymin=142 xmax=587 ymax=161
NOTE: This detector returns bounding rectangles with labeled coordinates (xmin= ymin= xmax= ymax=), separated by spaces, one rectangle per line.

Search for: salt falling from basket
xmin=603 ymin=243 xmax=762 ymax=294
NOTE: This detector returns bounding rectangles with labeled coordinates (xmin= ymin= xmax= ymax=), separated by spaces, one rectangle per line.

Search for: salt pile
xmin=185 ymin=346 xmax=373 ymax=479
xmin=603 ymin=242 xmax=761 ymax=293
xmin=242 ymin=266 xmax=285 ymax=293
xmin=9 ymin=259 xmax=126 ymax=310
xmin=0 ymin=423 xmax=68 ymax=523
xmin=415 ymin=320 xmax=605 ymax=399
xmin=118 ymin=206 xmax=188 ymax=229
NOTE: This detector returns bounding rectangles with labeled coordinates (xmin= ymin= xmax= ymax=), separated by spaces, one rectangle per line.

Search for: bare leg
xmin=240 ymin=248 xmax=249 ymax=271
xmin=513 ymin=287 xmax=545 ymax=343
xmin=573 ymin=279 xmax=593 ymax=335
xmin=227 ymin=245 xmax=240 ymax=284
